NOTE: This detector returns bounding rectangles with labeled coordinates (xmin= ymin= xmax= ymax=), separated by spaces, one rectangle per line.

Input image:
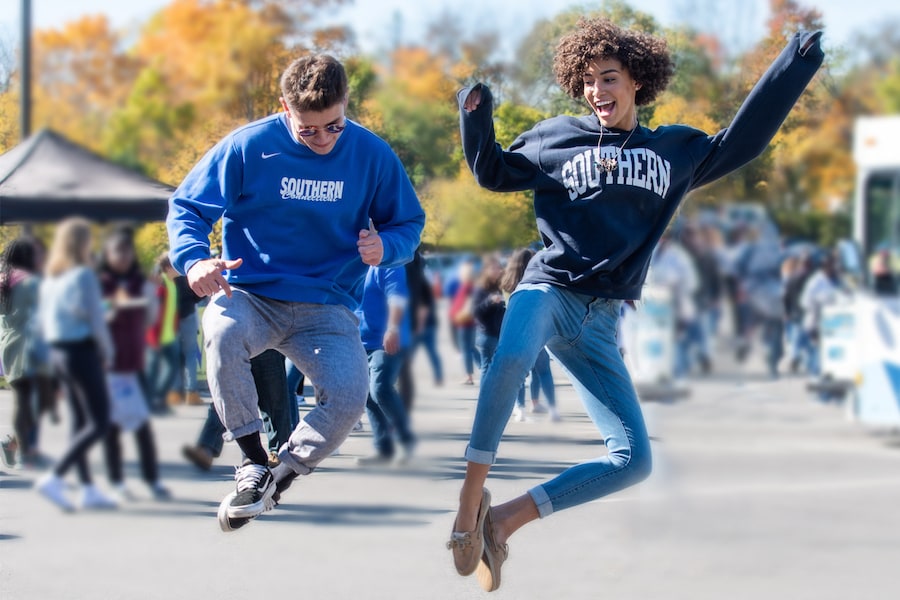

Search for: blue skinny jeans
xmin=466 ymin=284 xmax=652 ymax=518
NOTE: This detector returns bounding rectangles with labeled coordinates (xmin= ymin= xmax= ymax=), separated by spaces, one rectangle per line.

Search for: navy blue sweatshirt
xmin=459 ymin=30 xmax=824 ymax=300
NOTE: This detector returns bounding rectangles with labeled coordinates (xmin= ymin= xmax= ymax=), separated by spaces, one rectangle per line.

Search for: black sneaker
xmin=226 ymin=459 xmax=276 ymax=519
xmin=216 ymin=470 xmax=297 ymax=532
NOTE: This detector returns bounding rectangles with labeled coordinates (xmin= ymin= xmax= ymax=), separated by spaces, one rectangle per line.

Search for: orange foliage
xmin=649 ymin=94 xmax=720 ymax=134
xmin=386 ymin=47 xmax=458 ymax=103
xmin=136 ymin=0 xmax=289 ymax=121
xmin=31 ymin=15 xmax=139 ymax=150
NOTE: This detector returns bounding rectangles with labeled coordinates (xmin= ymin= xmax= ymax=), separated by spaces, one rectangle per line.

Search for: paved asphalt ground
xmin=2 ymin=318 xmax=900 ymax=600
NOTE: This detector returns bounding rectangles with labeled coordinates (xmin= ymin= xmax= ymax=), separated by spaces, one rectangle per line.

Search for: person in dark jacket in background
xmin=472 ymin=255 xmax=506 ymax=378
xmin=398 ymin=249 xmax=443 ymax=411
xmin=97 ymin=227 xmax=170 ymax=501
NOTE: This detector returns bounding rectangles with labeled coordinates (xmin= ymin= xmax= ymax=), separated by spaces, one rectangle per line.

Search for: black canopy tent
xmin=0 ymin=128 xmax=174 ymax=224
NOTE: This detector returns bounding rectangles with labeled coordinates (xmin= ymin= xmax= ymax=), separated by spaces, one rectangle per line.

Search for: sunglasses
xmin=295 ymin=122 xmax=346 ymax=137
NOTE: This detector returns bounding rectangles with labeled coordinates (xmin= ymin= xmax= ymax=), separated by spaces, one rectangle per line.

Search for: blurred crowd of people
xmin=430 ymin=208 xmax=889 ymax=401
xmin=4 ymin=207 xmax=878 ymax=512
xmin=643 ymin=214 xmax=885 ymax=383
xmin=0 ymin=220 xmax=184 ymax=509
xmin=0 ymin=219 xmax=213 ymax=508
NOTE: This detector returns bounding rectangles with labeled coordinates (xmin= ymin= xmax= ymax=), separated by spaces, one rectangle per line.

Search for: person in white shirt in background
xmin=35 ymin=217 xmax=118 ymax=512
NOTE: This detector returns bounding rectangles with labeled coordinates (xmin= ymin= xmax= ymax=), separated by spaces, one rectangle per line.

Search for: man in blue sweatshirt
xmin=355 ymin=265 xmax=416 ymax=465
xmin=167 ymin=53 xmax=424 ymax=531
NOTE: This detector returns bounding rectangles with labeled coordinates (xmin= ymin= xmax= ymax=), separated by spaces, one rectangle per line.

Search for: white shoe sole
xmin=225 ymin=484 xmax=277 ymax=519
xmin=217 ymin=491 xmax=250 ymax=532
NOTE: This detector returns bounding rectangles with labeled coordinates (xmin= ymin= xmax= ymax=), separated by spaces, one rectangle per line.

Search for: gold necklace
xmin=594 ymin=122 xmax=638 ymax=174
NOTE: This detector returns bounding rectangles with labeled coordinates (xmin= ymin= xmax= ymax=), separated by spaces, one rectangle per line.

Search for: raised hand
xmin=463 ymin=86 xmax=483 ymax=113
xmin=357 ymin=218 xmax=384 ymax=266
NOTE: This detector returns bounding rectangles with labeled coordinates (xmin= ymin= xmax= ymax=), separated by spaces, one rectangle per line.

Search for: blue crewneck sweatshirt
xmin=459 ymin=30 xmax=823 ymax=300
xmin=167 ymin=114 xmax=425 ymax=310
xmin=355 ymin=266 xmax=411 ymax=352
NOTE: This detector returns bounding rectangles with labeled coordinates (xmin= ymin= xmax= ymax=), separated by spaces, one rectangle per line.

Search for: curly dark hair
xmin=553 ymin=18 xmax=674 ymax=106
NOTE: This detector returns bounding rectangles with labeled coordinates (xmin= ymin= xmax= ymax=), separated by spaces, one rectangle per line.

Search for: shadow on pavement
xmin=0 ymin=477 xmax=33 ymax=490
xmin=258 ymin=501 xmax=450 ymax=528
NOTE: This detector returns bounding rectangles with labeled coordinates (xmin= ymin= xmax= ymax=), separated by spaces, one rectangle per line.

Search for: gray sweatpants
xmin=202 ymin=289 xmax=368 ymax=475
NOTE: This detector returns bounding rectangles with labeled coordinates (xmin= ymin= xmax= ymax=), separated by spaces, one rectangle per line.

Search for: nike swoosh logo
xmin=261 ymin=152 xmax=281 ymax=159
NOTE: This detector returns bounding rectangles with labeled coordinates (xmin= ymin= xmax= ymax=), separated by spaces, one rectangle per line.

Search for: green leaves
xmin=0 ymin=0 xmax=888 ymax=253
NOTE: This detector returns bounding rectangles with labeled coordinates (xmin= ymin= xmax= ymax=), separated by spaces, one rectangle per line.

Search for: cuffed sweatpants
xmin=202 ymin=289 xmax=368 ymax=476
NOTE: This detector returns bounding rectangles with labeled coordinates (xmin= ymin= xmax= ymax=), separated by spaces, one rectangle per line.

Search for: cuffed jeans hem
xmin=528 ymin=485 xmax=553 ymax=519
xmin=276 ymin=448 xmax=314 ymax=476
xmin=464 ymin=445 xmax=496 ymax=465
xmin=225 ymin=418 xmax=264 ymax=441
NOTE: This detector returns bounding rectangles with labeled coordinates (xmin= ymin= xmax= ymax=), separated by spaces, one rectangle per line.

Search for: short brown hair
xmin=45 ymin=217 xmax=92 ymax=277
xmin=554 ymin=18 xmax=674 ymax=106
xmin=280 ymin=54 xmax=348 ymax=112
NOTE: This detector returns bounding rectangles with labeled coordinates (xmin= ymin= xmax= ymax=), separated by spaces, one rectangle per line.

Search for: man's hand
xmin=187 ymin=257 xmax=243 ymax=298
xmin=358 ymin=219 xmax=384 ymax=266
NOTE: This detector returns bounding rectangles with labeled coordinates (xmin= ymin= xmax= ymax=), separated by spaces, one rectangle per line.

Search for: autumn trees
xmin=1 ymin=0 xmax=898 ymax=251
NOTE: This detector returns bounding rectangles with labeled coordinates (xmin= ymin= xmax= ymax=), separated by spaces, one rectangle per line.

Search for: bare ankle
xmin=491 ymin=495 xmax=539 ymax=545
xmin=489 ymin=506 xmax=511 ymax=546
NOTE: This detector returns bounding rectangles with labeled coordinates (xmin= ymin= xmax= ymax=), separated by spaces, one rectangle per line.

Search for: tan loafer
xmin=476 ymin=504 xmax=509 ymax=592
xmin=446 ymin=488 xmax=491 ymax=576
